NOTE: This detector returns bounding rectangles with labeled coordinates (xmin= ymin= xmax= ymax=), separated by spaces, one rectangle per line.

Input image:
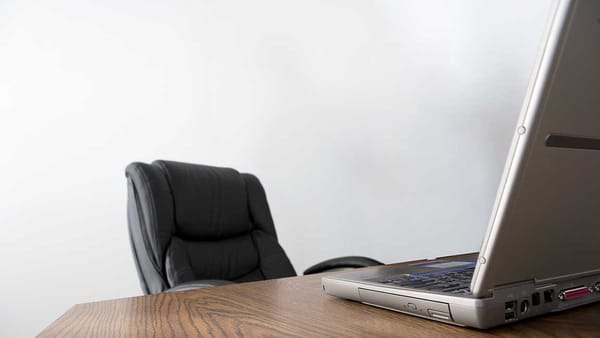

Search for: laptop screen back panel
xmin=473 ymin=0 xmax=600 ymax=297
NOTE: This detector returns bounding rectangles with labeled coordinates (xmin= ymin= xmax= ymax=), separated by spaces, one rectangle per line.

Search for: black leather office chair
xmin=126 ymin=160 xmax=383 ymax=294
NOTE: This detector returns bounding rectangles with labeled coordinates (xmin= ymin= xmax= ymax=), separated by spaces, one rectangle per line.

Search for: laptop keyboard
xmin=379 ymin=266 xmax=474 ymax=295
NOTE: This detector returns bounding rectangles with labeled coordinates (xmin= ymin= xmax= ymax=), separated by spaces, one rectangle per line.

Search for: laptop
xmin=322 ymin=0 xmax=600 ymax=329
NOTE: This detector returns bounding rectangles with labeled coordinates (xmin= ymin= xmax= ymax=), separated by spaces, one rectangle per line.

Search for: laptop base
xmin=322 ymin=253 xmax=600 ymax=329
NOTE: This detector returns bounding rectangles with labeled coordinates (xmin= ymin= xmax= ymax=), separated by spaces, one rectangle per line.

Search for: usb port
xmin=532 ymin=292 xmax=540 ymax=306
xmin=505 ymin=300 xmax=517 ymax=312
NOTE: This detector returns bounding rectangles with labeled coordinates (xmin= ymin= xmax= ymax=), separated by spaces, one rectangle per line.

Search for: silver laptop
xmin=322 ymin=0 xmax=600 ymax=329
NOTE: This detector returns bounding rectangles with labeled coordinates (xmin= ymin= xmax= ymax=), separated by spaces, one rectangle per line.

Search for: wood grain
xmin=39 ymin=265 xmax=600 ymax=337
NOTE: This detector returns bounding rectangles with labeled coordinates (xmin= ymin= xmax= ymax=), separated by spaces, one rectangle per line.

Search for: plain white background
xmin=0 ymin=0 xmax=554 ymax=336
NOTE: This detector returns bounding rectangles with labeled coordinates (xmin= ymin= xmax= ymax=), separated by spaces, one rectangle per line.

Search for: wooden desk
xmin=40 ymin=268 xmax=600 ymax=337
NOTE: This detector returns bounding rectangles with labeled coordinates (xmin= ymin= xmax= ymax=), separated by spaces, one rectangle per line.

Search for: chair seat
xmin=166 ymin=280 xmax=235 ymax=292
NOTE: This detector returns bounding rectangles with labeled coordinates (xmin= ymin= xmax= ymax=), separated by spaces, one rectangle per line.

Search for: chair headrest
xmin=153 ymin=160 xmax=251 ymax=239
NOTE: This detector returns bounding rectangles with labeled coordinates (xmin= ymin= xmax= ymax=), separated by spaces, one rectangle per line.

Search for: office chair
xmin=126 ymin=160 xmax=383 ymax=294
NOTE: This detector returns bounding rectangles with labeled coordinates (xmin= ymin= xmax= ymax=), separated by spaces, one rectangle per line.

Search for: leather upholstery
xmin=154 ymin=161 xmax=250 ymax=239
xmin=126 ymin=160 xmax=295 ymax=294
xmin=303 ymin=256 xmax=384 ymax=275
xmin=127 ymin=160 xmax=383 ymax=294
xmin=165 ymin=280 xmax=235 ymax=292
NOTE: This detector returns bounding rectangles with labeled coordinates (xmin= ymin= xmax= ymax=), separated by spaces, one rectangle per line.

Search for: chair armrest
xmin=303 ymin=256 xmax=384 ymax=275
xmin=166 ymin=280 xmax=235 ymax=292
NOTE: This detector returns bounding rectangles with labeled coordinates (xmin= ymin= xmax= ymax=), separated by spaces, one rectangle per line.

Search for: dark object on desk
xmin=125 ymin=160 xmax=383 ymax=294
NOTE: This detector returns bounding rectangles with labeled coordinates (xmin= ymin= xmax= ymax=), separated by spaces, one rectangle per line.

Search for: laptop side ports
xmin=557 ymin=286 xmax=593 ymax=301
xmin=504 ymin=301 xmax=517 ymax=321
xmin=544 ymin=289 xmax=555 ymax=303
xmin=519 ymin=299 xmax=530 ymax=315
xmin=531 ymin=292 xmax=541 ymax=306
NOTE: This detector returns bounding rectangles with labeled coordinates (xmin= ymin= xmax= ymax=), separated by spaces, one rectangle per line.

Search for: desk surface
xmin=40 ymin=265 xmax=600 ymax=337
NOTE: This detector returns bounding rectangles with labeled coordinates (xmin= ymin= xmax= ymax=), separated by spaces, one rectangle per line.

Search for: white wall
xmin=0 ymin=0 xmax=554 ymax=336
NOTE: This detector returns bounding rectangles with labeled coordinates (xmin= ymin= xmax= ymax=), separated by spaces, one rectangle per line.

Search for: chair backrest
xmin=126 ymin=160 xmax=296 ymax=294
